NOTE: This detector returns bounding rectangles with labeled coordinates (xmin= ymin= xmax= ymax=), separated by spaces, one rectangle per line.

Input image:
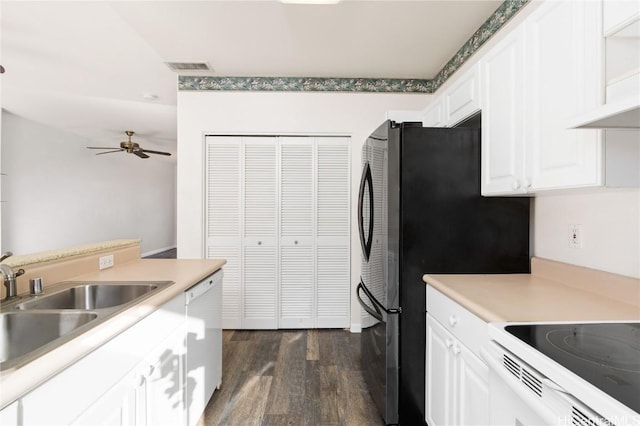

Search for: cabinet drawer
xmin=426 ymin=285 xmax=488 ymax=356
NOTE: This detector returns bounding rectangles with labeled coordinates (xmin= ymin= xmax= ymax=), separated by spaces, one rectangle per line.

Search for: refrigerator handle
xmin=356 ymin=281 xmax=383 ymax=322
xmin=357 ymin=280 xmax=403 ymax=322
xmin=358 ymin=162 xmax=374 ymax=262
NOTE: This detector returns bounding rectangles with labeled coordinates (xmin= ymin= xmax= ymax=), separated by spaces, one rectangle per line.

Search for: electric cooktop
xmin=505 ymin=322 xmax=640 ymax=414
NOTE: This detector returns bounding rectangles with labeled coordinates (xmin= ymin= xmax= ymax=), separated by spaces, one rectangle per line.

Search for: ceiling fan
xmin=87 ymin=131 xmax=171 ymax=159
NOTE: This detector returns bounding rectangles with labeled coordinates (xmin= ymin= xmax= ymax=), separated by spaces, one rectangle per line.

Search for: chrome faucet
xmin=1 ymin=252 xmax=25 ymax=301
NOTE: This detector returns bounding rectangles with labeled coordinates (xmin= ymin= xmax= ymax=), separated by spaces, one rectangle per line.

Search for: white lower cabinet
xmin=426 ymin=286 xmax=489 ymax=426
xmin=0 ymin=401 xmax=19 ymax=425
xmin=11 ymin=276 xmax=223 ymax=426
xmin=72 ymin=325 xmax=184 ymax=426
xmin=18 ymin=295 xmax=185 ymax=426
xmin=426 ymin=314 xmax=489 ymax=426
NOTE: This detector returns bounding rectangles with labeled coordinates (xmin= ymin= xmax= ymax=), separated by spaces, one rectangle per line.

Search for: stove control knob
xmin=445 ymin=338 xmax=454 ymax=348
xmin=452 ymin=345 xmax=461 ymax=355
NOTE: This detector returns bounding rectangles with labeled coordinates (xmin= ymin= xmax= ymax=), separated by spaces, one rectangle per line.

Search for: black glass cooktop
xmin=505 ymin=323 xmax=640 ymax=414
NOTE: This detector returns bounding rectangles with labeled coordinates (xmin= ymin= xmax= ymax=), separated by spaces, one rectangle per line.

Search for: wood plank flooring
xmin=198 ymin=329 xmax=384 ymax=426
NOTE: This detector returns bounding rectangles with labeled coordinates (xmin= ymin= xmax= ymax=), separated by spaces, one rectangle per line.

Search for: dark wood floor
xmin=198 ymin=329 xmax=384 ymax=426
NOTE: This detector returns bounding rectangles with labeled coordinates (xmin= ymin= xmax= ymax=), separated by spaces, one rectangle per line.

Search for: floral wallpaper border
xmin=178 ymin=0 xmax=529 ymax=93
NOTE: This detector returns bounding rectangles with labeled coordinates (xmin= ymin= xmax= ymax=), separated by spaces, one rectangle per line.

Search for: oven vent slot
xmin=571 ymin=405 xmax=611 ymax=426
xmin=502 ymin=354 xmax=521 ymax=378
xmin=521 ymin=369 xmax=542 ymax=397
xmin=502 ymin=354 xmax=543 ymax=398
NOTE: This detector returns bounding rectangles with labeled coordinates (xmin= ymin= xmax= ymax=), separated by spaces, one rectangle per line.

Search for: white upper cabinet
xmin=420 ymin=95 xmax=446 ymax=128
xmin=481 ymin=0 xmax=604 ymax=195
xmin=603 ymin=0 xmax=640 ymax=36
xmin=525 ymin=0 xmax=601 ymax=192
xmin=420 ymin=64 xmax=481 ymax=128
xmin=481 ymin=27 xmax=527 ymax=194
xmin=444 ymin=63 xmax=482 ymax=126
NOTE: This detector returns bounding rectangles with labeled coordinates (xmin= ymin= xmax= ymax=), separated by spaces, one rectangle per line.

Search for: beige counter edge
xmin=0 ymin=258 xmax=226 ymax=410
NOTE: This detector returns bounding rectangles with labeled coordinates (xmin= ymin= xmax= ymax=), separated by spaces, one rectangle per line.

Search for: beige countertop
xmin=423 ymin=258 xmax=640 ymax=323
xmin=0 ymin=258 xmax=226 ymax=409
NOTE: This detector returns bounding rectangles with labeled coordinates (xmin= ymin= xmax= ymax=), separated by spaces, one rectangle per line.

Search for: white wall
xmin=177 ymin=90 xmax=430 ymax=329
xmin=1 ymin=111 xmax=177 ymax=255
xmin=533 ymin=189 xmax=640 ymax=278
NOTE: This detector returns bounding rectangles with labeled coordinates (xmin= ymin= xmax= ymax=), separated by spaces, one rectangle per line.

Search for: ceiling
xmin=1 ymin=0 xmax=502 ymax=154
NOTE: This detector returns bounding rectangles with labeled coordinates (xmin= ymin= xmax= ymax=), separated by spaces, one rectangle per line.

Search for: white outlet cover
xmin=568 ymin=224 xmax=582 ymax=249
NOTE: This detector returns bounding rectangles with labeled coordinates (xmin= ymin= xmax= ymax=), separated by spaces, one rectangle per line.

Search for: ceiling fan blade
xmin=140 ymin=149 xmax=172 ymax=156
xmin=87 ymin=146 xmax=120 ymax=150
xmin=133 ymin=150 xmax=150 ymax=159
xmin=95 ymin=149 xmax=125 ymax=155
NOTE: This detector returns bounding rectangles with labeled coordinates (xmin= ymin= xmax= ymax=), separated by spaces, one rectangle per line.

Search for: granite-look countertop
xmin=0 ymin=258 xmax=226 ymax=409
xmin=3 ymin=239 xmax=141 ymax=268
xmin=423 ymin=258 xmax=640 ymax=323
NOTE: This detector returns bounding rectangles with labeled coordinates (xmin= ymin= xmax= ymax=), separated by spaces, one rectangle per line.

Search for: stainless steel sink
xmin=0 ymin=280 xmax=173 ymax=371
xmin=0 ymin=311 xmax=98 ymax=364
xmin=16 ymin=283 xmax=160 ymax=310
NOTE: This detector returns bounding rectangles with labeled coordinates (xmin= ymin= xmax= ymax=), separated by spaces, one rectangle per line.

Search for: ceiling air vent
xmin=164 ymin=62 xmax=212 ymax=72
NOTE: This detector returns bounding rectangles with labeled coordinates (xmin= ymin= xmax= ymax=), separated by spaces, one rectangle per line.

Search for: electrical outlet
xmin=99 ymin=254 xmax=114 ymax=270
xmin=568 ymin=224 xmax=582 ymax=249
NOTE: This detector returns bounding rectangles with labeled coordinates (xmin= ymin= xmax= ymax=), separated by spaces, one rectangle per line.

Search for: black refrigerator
xmin=356 ymin=119 xmax=530 ymax=425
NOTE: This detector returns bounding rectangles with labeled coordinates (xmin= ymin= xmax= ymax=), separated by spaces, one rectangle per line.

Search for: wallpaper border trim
xmin=178 ymin=0 xmax=529 ymax=93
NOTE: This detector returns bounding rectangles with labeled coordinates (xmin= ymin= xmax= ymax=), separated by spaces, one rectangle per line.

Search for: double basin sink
xmin=0 ymin=281 xmax=173 ymax=371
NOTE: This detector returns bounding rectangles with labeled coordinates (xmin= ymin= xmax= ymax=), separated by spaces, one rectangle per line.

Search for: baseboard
xmin=350 ymin=323 xmax=362 ymax=333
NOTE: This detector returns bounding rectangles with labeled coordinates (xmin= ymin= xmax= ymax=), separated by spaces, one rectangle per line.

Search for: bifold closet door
xmin=243 ymin=137 xmax=278 ymax=329
xmin=279 ymin=138 xmax=314 ymax=328
xmin=205 ymin=137 xmax=242 ymax=329
xmin=206 ymin=135 xmax=350 ymax=330
xmin=316 ymin=137 xmax=350 ymax=328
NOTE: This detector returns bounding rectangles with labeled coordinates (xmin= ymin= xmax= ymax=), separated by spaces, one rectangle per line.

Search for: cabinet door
xmin=526 ymin=0 xmax=601 ymax=191
xmin=445 ymin=63 xmax=481 ymax=126
xmin=243 ymin=137 xmax=278 ymax=329
xmin=279 ymin=137 xmax=314 ymax=328
xmin=421 ymin=96 xmax=446 ymax=127
xmin=143 ymin=328 xmax=185 ymax=426
xmin=205 ymin=137 xmax=242 ymax=329
xmin=426 ymin=314 xmax=454 ymax=426
xmin=316 ymin=137 xmax=350 ymax=328
xmin=71 ymin=371 xmax=137 ymax=426
xmin=0 ymin=401 xmax=19 ymax=426
xmin=455 ymin=343 xmax=489 ymax=426
xmin=481 ymin=27 xmax=527 ymax=195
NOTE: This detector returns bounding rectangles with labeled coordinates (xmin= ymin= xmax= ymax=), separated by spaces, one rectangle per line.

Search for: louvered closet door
xmin=316 ymin=137 xmax=350 ymax=328
xmin=205 ymin=137 xmax=242 ymax=329
xmin=243 ymin=137 xmax=278 ymax=329
xmin=279 ymin=138 xmax=314 ymax=328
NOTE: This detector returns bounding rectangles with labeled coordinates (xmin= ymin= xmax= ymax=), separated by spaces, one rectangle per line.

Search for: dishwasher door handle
xmin=186 ymin=278 xmax=215 ymax=304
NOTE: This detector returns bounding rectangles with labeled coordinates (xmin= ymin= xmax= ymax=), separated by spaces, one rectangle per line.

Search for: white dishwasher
xmin=185 ymin=270 xmax=223 ymax=426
